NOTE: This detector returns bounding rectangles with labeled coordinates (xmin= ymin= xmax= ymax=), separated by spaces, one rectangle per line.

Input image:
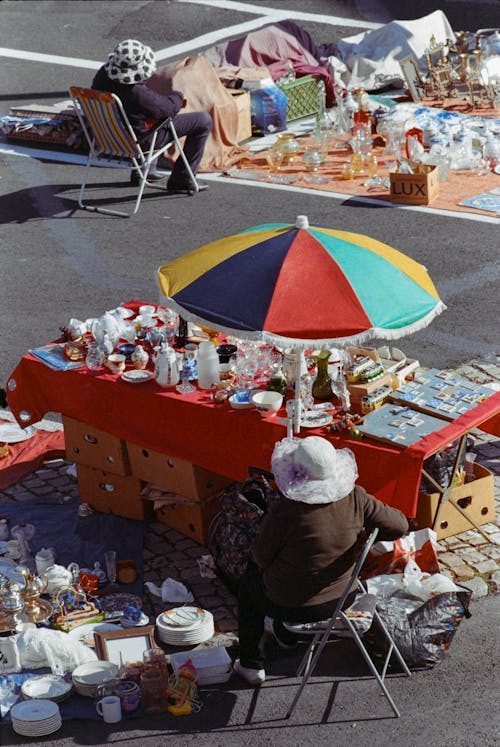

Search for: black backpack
xmin=208 ymin=467 xmax=280 ymax=592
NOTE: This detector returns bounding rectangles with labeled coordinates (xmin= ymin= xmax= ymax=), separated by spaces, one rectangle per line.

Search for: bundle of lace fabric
xmin=16 ymin=627 xmax=97 ymax=675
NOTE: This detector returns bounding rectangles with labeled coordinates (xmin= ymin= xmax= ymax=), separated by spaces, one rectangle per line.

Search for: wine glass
xmin=104 ymin=550 xmax=116 ymax=586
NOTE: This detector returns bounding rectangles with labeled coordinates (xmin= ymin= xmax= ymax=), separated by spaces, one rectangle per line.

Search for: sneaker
xmin=166 ymin=179 xmax=209 ymax=195
xmin=233 ymin=659 xmax=266 ymax=686
xmin=130 ymin=171 xmax=166 ymax=186
xmin=264 ymin=616 xmax=298 ymax=651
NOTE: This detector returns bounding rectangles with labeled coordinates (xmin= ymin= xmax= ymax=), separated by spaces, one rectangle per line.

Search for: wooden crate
xmin=155 ymin=493 xmax=222 ymax=545
xmin=76 ymin=464 xmax=151 ymax=521
xmin=126 ymin=443 xmax=232 ymax=500
xmin=390 ymin=165 xmax=439 ymax=205
xmin=63 ymin=415 xmax=130 ymax=476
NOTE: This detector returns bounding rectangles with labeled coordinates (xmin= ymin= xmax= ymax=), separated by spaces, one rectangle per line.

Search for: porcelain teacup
xmin=105 ymin=354 xmax=126 ymax=374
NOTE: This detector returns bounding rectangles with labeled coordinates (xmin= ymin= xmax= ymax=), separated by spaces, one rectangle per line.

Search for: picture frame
xmin=399 ymin=55 xmax=425 ymax=102
xmin=94 ymin=625 xmax=156 ymax=667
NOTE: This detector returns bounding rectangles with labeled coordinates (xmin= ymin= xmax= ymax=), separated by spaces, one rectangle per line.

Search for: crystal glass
xmin=176 ymin=364 xmax=196 ymax=394
xmin=104 ymin=550 xmax=116 ymax=585
xmin=302 ymin=148 xmax=325 ymax=172
xmin=85 ymin=342 xmax=105 ymax=371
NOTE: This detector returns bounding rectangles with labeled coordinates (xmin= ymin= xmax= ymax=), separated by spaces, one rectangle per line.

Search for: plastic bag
xmin=374 ymin=589 xmax=472 ymax=668
xmin=366 ymin=560 xmax=472 ymax=668
xmin=362 ymin=528 xmax=439 ymax=578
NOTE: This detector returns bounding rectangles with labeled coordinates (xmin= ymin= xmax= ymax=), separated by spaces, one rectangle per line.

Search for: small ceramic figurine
xmin=131 ymin=344 xmax=149 ymax=370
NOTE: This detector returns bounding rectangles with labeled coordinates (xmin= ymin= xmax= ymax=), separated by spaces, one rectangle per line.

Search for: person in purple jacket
xmin=92 ymin=39 xmax=212 ymax=194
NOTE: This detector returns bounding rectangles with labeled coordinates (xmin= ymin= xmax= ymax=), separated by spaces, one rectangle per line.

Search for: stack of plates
xmin=71 ymin=661 xmax=119 ymax=697
xmin=155 ymin=607 xmax=214 ymax=646
xmin=21 ymin=675 xmax=72 ymax=703
xmin=10 ymin=699 xmax=62 ymax=737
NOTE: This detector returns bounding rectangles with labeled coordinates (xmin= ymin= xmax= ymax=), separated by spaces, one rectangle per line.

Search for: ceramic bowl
xmin=251 ymin=390 xmax=283 ymax=416
xmin=117 ymin=343 xmax=136 ymax=362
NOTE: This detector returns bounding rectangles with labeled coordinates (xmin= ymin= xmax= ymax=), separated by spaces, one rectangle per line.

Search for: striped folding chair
xmin=69 ymin=86 xmax=198 ymax=217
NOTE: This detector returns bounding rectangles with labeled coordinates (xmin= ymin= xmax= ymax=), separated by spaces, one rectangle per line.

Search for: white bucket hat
xmin=105 ymin=39 xmax=156 ymax=84
xmin=271 ymin=436 xmax=358 ymax=504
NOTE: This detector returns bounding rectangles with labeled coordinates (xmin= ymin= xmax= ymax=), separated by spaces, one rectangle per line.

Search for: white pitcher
xmin=154 ymin=342 xmax=180 ymax=388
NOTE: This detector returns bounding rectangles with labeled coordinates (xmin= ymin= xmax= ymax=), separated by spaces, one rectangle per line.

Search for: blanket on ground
xmin=146 ymin=56 xmax=249 ymax=172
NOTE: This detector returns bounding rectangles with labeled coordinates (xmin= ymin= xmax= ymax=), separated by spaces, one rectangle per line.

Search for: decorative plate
xmin=0 ymin=422 xmax=36 ymax=443
xmin=21 ymin=675 xmax=72 ymax=701
xmin=162 ymin=607 xmax=205 ymax=627
xmin=67 ymin=621 xmax=120 ymax=647
xmin=121 ymin=369 xmax=154 ymax=384
xmin=300 ymin=412 xmax=333 ymax=429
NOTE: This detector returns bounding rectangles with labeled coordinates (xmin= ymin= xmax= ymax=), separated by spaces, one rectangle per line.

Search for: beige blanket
xmin=146 ymin=56 xmax=249 ymax=172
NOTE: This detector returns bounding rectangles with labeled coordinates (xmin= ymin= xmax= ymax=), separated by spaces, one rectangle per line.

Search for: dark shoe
xmin=166 ymin=179 xmax=208 ymax=195
xmin=130 ymin=171 xmax=166 ymax=186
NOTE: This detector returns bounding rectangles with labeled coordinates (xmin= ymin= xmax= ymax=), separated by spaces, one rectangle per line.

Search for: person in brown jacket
xmin=233 ymin=435 xmax=409 ymax=685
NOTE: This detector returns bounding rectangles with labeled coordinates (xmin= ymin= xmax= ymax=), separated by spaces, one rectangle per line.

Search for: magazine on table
xmin=30 ymin=343 xmax=84 ymax=371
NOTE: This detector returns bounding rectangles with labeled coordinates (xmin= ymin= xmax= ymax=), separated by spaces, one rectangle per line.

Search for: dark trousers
xmin=156 ymin=110 xmax=212 ymax=186
xmin=237 ymin=564 xmax=355 ymax=670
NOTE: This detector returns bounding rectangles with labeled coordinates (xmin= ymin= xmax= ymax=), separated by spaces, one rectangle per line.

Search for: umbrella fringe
xmin=157 ymin=292 xmax=446 ymax=351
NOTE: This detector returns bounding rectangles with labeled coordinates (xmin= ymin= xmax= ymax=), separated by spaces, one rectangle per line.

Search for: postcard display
xmin=357 ymin=368 xmax=496 ymax=447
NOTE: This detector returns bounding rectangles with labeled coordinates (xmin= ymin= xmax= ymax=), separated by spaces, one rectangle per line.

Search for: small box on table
xmin=155 ymin=492 xmax=223 ymax=545
xmin=347 ymin=372 xmax=393 ymax=413
xmin=389 ymin=165 xmax=439 ymax=205
xmin=126 ymin=443 xmax=232 ymax=500
xmin=76 ymin=464 xmax=151 ymax=520
xmin=63 ymin=415 xmax=130 ymax=475
xmin=415 ymin=462 xmax=495 ymax=540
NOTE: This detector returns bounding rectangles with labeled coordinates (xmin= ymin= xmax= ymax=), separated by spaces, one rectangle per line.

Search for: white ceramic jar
xmin=197 ymin=341 xmax=220 ymax=389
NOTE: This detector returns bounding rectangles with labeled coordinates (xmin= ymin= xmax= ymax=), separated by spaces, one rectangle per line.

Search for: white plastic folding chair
xmin=69 ymin=86 xmax=199 ymax=217
xmin=283 ymin=528 xmax=411 ymax=719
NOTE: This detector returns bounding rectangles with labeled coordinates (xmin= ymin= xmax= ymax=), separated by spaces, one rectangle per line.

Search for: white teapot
xmin=44 ymin=564 xmax=73 ymax=596
xmin=90 ymin=312 xmax=122 ymax=348
xmin=154 ymin=342 xmax=180 ymax=388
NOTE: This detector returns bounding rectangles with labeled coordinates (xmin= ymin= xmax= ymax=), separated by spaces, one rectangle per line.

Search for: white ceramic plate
xmin=0 ymin=422 xmax=36 ymax=443
xmin=11 ymin=699 xmax=59 ymax=722
xmin=121 ymin=369 xmax=154 ymax=384
xmin=21 ymin=675 xmax=72 ymax=701
xmin=162 ymin=607 xmax=205 ymax=627
xmin=72 ymin=661 xmax=119 ymax=685
xmin=494 ymin=164 xmax=500 ymax=175
xmin=300 ymin=412 xmax=333 ymax=429
xmin=121 ymin=611 xmax=150 ymax=628
xmin=67 ymin=621 xmax=120 ymax=647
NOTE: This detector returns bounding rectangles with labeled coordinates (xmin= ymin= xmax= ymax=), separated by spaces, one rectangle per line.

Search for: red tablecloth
xmin=7 ymin=345 xmax=499 ymax=518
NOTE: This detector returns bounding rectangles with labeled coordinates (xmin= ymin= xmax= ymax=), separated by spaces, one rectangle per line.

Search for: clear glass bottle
xmin=85 ymin=342 xmax=105 ymax=371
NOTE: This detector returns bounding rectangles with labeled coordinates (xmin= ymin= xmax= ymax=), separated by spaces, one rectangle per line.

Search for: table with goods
xmin=5 ymin=300 xmax=499 ymax=530
xmin=2 ymin=301 xmax=498 ymax=729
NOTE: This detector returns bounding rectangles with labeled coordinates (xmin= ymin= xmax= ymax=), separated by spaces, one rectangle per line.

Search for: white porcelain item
xmin=154 ymin=342 xmax=180 ymax=388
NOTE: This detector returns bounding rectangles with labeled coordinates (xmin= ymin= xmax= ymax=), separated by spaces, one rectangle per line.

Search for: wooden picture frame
xmin=94 ymin=625 xmax=156 ymax=666
xmin=399 ymin=55 xmax=425 ymax=102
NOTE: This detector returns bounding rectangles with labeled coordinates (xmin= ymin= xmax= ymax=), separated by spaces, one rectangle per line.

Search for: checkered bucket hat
xmin=105 ymin=39 xmax=156 ymax=84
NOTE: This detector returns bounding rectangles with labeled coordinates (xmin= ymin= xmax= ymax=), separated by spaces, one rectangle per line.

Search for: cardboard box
xmin=227 ymin=89 xmax=252 ymax=143
xmin=347 ymin=372 xmax=393 ymax=402
xmin=126 ymin=443 xmax=233 ymax=500
xmin=155 ymin=493 xmax=222 ymax=545
xmin=63 ymin=415 xmax=130 ymax=475
xmin=389 ymin=165 xmax=440 ymax=205
xmin=416 ymin=462 xmax=495 ymax=539
xmin=76 ymin=464 xmax=151 ymax=521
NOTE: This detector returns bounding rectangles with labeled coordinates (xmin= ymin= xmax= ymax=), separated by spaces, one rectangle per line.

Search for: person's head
xmin=105 ymin=39 xmax=156 ymax=84
xmin=271 ymin=436 xmax=358 ymax=505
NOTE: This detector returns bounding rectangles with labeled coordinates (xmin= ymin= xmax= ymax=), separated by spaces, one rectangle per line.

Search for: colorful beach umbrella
xmin=157 ymin=215 xmax=446 ymax=348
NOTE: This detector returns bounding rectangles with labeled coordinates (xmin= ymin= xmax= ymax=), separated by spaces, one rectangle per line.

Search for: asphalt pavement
xmin=0 ymin=1 xmax=499 ymax=744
